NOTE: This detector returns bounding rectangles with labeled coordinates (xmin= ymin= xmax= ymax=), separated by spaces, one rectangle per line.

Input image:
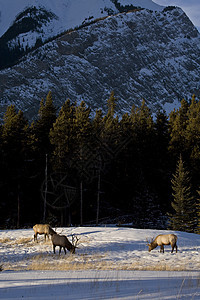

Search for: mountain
xmin=0 ymin=0 xmax=164 ymax=69
xmin=0 ymin=1 xmax=200 ymax=121
xmin=0 ymin=1 xmax=164 ymax=38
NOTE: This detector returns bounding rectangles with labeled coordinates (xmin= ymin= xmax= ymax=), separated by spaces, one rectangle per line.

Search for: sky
xmin=153 ymin=0 xmax=200 ymax=31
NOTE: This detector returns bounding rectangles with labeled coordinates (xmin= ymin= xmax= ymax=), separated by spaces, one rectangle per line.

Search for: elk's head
xmin=70 ymin=245 xmax=76 ymax=254
xmin=70 ymin=234 xmax=80 ymax=254
xmin=49 ymin=226 xmax=57 ymax=235
xmin=146 ymin=237 xmax=155 ymax=252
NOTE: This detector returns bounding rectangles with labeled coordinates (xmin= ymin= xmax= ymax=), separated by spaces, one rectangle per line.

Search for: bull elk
xmin=51 ymin=233 xmax=79 ymax=255
xmin=33 ymin=224 xmax=56 ymax=241
xmin=147 ymin=234 xmax=178 ymax=253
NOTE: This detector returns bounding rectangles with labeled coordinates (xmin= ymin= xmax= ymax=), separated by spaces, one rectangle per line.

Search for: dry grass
xmin=13 ymin=237 xmax=33 ymax=245
xmin=1 ymin=234 xmax=199 ymax=273
xmin=27 ymin=253 xmax=113 ymax=271
xmin=7 ymin=262 xmax=191 ymax=272
xmin=0 ymin=237 xmax=12 ymax=243
xmin=125 ymin=262 xmax=188 ymax=271
xmin=13 ymin=238 xmax=52 ymax=247
xmin=2 ymin=251 xmax=194 ymax=272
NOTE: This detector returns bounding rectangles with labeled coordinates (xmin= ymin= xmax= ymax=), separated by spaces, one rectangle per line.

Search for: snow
xmin=0 ymin=0 xmax=164 ymax=38
xmin=153 ymin=0 xmax=200 ymax=32
xmin=0 ymin=226 xmax=200 ymax=299
xmin=119 ymin=0 xmax=164 ymax=10
xmin=163 ymin=98 xmax=181 ymax=115
xmin=0 ymin=0 xmax=113 ymax=38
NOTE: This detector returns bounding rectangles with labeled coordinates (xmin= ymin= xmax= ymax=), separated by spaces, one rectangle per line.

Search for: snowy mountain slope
xmin=0 ymin=0 xmax=116 ymax=45
xmin=0 ymin=0 xmax=164 ymax=51
xmin=0 ymin=0 xmax=165 ymax=71
xmin=0 ymin=6 xmax=199 ymax=121
xmin=0 ymin=0 xmax=164 ymax=38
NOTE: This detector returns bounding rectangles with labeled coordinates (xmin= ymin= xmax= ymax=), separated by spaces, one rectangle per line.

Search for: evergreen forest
xmin=0 ymin=91 xmax=200 ymax=233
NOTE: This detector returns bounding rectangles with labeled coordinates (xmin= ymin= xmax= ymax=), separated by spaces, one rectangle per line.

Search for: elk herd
xmin=33 ymin=224 xmax=79 ymax=254
xmin=32 ymin=224 xmax=178 ymax=255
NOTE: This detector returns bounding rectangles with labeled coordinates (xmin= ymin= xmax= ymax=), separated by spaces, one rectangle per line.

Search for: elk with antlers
xmin=50 ymin=232 xmax=79 ymax=255
xmin=147 ymin=234 xmax=178 ymax=253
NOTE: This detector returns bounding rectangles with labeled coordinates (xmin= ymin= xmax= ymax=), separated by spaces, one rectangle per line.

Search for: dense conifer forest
xmin=0 ymin=91 xmax=200 ymax=233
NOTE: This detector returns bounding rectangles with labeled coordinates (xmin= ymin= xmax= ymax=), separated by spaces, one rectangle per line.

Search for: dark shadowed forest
xmin=0 ymin=91 xmax=200 ymax=233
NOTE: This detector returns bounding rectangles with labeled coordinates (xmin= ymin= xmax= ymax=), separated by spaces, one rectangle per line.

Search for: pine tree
xmin=93 ymin=109 xmax=103 ymax=134
xmin=107 ymin=90 xmax=117 ymax=118
xmin=168 ymin=99 xmax=189 ymax=160
xmin=34 ymin=91 xmax=57 ymax=154
xmin=26 ymin=92 xmax=57 ymax=225
xmin=169 ymin=155 xmax=195 ymax=232
xmin=185 ymin=95 xmax=200 ymax=164
xmin=154 ymin=110 xmax=169 ymax=164
xmin=102 ymin=91 xmax=119 ymax=148
xmin=131 ymin=100 xmax=153 ymax=133
xmin=130 ymin=100 xmax=154 ymax=175
xmin=1 ymin=105 xmax=29 ymax=227
xmin=2 ymin=105 xmax=28 ymax=160
xmin=38 ymin=91 xmax=56 ymax=122
xmin=152 ymin=110 xmax=171 ymax=211
xmin=74 ymin=100 xmax=92 ymax=225
xmin=73 ymin=100 xmax=93 ymax=178
xmin=120 ymin=113 xmax=131 ymax=134
xmin=49 ymin=99 xmax=76 ymax=170
xmin=92 ymin=108 xmax=104 ymax=164
xmin=75 ymin=101 xmax=91 ymax=143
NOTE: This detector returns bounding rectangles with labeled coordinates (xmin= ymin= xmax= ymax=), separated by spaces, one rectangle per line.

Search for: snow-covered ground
xmin=0 ymin=226 xmax=200 ymax=299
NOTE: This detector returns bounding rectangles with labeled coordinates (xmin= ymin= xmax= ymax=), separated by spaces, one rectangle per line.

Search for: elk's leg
xmin=34 ymin=233 xmax=38 ymax=241
xmin=171 ymin=242 xmax=177 ymax=253
xmin=59 ymin=246 xmax=62 ymax=255
xmin=64 ymin=247 xmax=66 ymax=255
xmin=160 ymin=245 xmax=164 ymax=253
xmin=53 ymin=244 xmax=56 ymax=254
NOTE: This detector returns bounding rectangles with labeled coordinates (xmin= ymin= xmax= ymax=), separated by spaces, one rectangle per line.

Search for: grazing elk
xmin=51 ymin=233 xmax=79 ymax=255
xmin=147 ymin=234 xmax=178 ymax=253
xmin=33 ymin=224 xmax=56 ymax=241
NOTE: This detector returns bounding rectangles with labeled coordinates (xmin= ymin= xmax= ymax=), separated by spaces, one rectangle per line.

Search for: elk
xmin=147 ymin=234 xmax=178 ymax=253
xmin=51 ymin=233 xmax=79 ymax=255
xmin=33 ymin=224 xmax=56 ymax=241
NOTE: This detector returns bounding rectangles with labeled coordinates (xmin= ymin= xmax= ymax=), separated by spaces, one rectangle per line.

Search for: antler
xmin=59 ymin=228 xmax=64 ymax=234
xmin=71 ymin=234 xmax=80 ymax=248
xmin=146 ymin=236 xmax=154 ymax=245
xmin=55 ymin=227 xmax=64 ymax=235
xmin=151 ymin=236 xmax=155 ymax=243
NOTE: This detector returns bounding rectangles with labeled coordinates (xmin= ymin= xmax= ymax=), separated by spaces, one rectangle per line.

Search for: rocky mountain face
xmin=0 ymin=0 xmax=163 ymax=70
xmin=0 ymin=6 xmax=200 ymax=121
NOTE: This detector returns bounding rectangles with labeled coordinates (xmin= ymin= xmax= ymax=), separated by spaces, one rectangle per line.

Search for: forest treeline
xmin=0 ymin=91 xmax=200 ymax=233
